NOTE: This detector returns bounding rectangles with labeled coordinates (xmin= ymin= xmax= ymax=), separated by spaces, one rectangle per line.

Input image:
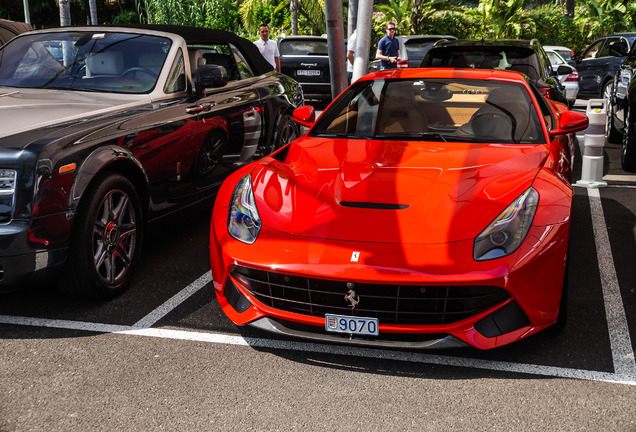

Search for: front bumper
xmin=210 ymin=213 xmax=569 ymax=350
xmin=0 ymin=214 xmax=70 ymax=292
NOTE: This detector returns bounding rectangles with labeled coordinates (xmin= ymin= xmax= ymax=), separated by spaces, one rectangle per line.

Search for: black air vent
xmin=230 ymin=266 xmax=509 ymax=325
xmin=340 ymin=201 xmax=409 ymax=210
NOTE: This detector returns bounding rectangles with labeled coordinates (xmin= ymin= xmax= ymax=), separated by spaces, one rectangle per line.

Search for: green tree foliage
xmin=137 ymin=0 xmax=240 ymax=32
xmin=239 ymin=0 xmax=323 ymax=36
xmin=466 ymin=0 xmax=535 ymax=38
xmin=6 ymin=0 xmax=636 ymax=50
xmin=574 ymin=0 xmax=636 ymax=39
xmin=525 ymin=6 xmax=588 ymax=53
xmin=239 ymin=0 xmax=290 ymax=34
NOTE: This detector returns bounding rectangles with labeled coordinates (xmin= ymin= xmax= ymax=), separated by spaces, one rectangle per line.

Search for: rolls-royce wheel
xmin=61 ymin=173 xmax=143 ymax=299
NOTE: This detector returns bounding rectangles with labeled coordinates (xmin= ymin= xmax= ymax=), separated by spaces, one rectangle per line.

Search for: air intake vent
xmin=340 ymin=201 xmax=409 ymax=210
xmin=230 ymin=266 xmax=509 ymax=325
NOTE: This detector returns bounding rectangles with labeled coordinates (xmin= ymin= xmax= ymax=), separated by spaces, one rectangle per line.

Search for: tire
xmin=602 ymin=80 xmax=613 ymax=102
xmin=554 ymin=257 xmax=569 ymax=330
xmin=606 ymin=98 xmax=622 ymax=144
xmin=61 ymin=173 xmax=143 ymax=299
xmin=621 ymin=104 xmax=636 ymax=172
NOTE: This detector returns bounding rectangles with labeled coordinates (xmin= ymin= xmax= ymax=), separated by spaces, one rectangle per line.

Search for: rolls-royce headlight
xmin=228 ymin=174 xmax=261 ymax=244
xmin=474 ymin=187 xmax=539 ymax=261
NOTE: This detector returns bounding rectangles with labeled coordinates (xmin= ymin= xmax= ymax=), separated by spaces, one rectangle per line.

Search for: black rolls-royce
xmin=0 ymin=25 xmax=304 ymax=298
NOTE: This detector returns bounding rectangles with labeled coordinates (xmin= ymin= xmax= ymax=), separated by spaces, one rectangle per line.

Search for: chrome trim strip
xmin=248 ymin=317 xmax=470 ymax=349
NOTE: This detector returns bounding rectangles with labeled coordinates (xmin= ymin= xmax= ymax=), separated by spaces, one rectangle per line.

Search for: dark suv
xmin=277 ymin=35 xmax=331 ymax=101
xmin=576 ymin=33 xmax=636 ymax=99
xmin=607 ymin=38 xmax=636 ymax=172
xmin=419 ymin=39 xmax=569 ymax=106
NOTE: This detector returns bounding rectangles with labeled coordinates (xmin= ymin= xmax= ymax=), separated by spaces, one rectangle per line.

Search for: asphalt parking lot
xmin=0 ymin=99 xmax=635 ymax=431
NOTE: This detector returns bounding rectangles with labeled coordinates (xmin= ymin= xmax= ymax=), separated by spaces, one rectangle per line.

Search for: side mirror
xmin=550 ymin=110 xmax=589 ymax=136
xmin=556 ymin=65 xmax=573 ymax=76
xmin=193 ymin=65 xmax=228 ymax=97
xmin=609 ymin=41 xmax=628 ymax=57
xmin=292 ymin=105 xmax=316 ymax=127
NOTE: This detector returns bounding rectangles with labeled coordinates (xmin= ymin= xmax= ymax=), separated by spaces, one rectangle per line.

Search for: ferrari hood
xmin=0 ymin=87 xmax=148 ymax=141
xmin=251 ymin=137 xmax=547 ymax=244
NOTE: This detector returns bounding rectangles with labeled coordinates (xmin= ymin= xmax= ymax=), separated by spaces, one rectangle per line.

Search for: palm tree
xmin=467 ymin=0 xmax=535 ymax=39
xmin=575 ymin=0 xmax=636 ymax=38
xmin=59 ymin=0 xmax=71 ymax=26
xmin=89 ymin=0 xmax=98 ymax=24
xmin=239 ymin=0 xmax=324 ymax=35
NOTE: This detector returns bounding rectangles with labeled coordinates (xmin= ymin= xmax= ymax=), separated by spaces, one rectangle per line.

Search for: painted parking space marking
xmin=0 ymin=313 xmax=634 ymax=386
xmin=132 ymin=272 xmax=213 ymax=328
xmin=588 ymin=188 xmax=636 ymax=376
xmin=1 ymin=187 xmax=635 ymax=387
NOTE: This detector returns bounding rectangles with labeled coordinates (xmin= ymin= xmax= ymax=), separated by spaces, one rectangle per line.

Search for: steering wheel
xmin=121 ymin=67 xmax=158 ymax=79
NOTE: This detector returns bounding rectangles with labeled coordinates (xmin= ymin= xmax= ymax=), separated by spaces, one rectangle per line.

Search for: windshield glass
xmin=310 ymin=78 xmax=546 ymax=144
xmin=279 ymin=39 xmax=328 ymax=56
xmin=403 ymin=39 xmax=437 ymax=62
xmin=0 ymin=31 xmax=172 ymax=94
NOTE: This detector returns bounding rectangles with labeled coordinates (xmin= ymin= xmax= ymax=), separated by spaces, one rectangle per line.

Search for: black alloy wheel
xmin=621 ymin=105 xmax=636 ymax=172
xmin=62 ymin=173 xmax=143 ymax=299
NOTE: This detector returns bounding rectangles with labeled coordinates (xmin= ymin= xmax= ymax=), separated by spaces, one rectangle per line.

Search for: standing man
xmin=375 ymin=22 xmax=400 ymax=70
xmin=254 ymin=23 xmax=280 ymax=72
xmin=346 ymin=29 xmax=357 ymax=83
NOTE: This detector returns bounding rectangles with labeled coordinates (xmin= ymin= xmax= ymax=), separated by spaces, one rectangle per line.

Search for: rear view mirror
xmin=421 ymin=83 xmax=453 ymax=101
xmin=292 ymin=105 xmax=316 ymax=127
xmin=550 ymin=110 xmax=589 ymax=136
xmin=193 ymin=65 xmax=228 ymax=97
xmin=556 ymin=65 xmax=573 ymax=76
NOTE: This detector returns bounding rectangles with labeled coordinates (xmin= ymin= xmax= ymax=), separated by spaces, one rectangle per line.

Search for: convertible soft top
xmin=122 ymin=24 xmax=274 ymax=76
xmin=0 ymin=19 xmax=33 ymax=46
xmin=35 ymin=24 xmax=274 ymax=76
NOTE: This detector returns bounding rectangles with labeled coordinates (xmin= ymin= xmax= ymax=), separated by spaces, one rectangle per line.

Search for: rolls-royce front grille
xmin=230 ymin=266 xmax=510 ymax=325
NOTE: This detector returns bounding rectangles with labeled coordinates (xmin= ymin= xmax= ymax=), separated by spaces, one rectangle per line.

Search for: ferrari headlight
xmin=228 ymin=174 xmax=261 ymax=244
xmin=474 ymin=187 xmax=539 ymax=261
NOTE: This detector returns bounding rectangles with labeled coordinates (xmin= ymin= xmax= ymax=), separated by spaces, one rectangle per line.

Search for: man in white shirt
xmin=253 ymin=23 xmax=280 ymax=72
xmin=346 ymin=29 xmax=357 ymax=83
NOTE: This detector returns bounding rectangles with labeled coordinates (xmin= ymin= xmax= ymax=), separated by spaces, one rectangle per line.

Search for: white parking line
xmin=0 ymin=188 xmax=634 ymax=387
xmin=0 ymin=314 xmax=634 ymax=386
xmin=588 ymin=188 xmax=636 ymax=376
xmin=132 ymin=272 xmax=212 ymax=328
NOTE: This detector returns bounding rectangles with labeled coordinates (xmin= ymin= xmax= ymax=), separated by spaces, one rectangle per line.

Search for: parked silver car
xmin=545 ymin=48 xmax=579 ymax=107
xmin=544 ymin=45 xmax=576 ymax=67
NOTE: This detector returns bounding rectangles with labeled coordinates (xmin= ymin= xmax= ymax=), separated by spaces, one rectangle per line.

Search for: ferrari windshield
xmin=0 ymin=31 xmax=171 ymax=94
xmin=310 ymin=78 xmax=547 ymax=144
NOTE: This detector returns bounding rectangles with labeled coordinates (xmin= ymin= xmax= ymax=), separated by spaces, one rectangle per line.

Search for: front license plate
xmin=297 ymin=69 xmax=321 ymax=77
xmin=325 ymin=314 xmax=379 ymax=336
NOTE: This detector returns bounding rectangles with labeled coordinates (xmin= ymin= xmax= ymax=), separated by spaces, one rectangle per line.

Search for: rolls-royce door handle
xmin=186 ymin=102 xmax=216 ymax=114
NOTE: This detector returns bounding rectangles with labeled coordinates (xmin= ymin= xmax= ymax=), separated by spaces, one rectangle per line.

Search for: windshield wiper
xmin=314 ymin=132 xmax=374 ymax=139
xmin=46 ymin=85 xmax=101 ymax=92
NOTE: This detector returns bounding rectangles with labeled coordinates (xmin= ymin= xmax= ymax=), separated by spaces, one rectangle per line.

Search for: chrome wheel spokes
xmin=92 ymin=189 xmax=137 ymax=285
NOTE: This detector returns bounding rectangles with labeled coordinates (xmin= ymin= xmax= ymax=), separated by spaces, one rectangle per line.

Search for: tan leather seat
xmin=377 ymin=82 xmax=428 ymax=134
xmin=188 ymin=49 xmax=205 ymax=75
xmin=86 ymin=51 xmax=124 ymax=76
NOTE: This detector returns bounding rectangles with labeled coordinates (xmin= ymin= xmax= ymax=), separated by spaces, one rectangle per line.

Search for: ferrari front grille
xmin=230 ymin=266 xmax=510 ymax=325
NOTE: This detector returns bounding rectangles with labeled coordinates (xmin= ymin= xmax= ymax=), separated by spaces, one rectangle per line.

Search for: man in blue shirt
xmin=375 ymin=22 xmax=400 ymax=69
